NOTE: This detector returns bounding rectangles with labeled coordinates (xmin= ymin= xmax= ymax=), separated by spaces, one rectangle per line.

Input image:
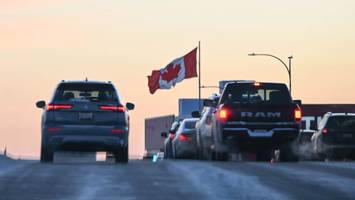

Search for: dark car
xmin=161 ymin=120 xmax=181 ymax=159
xmin=171 ymin=118 xmax=199 ymax=159
xmin=207 ymin=81 xmax=302 ymax=161
xmin=193 ymin=94 xmax=220 ymax=160
xmin=311 ymin=113 xmax=355 ymax=160
xmin=36 ymin=80 xmax=134 ymax=163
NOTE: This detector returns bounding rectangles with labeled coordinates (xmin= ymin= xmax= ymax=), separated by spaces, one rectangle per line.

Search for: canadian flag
xmin=148 ymin=48 xmax=197 ymax=94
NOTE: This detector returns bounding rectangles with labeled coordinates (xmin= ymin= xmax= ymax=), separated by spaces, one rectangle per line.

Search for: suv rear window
xmin=220 ymin=83 xmax=291 ymax=105
xmin=53 ymin=83 xmax=119 ymax=102
xmin=326 ymin=116 xmax=355 ymax=130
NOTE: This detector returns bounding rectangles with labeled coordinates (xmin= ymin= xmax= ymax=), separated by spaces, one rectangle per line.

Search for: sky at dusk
xmin=1 ymin=0 xmax=355 ymax=158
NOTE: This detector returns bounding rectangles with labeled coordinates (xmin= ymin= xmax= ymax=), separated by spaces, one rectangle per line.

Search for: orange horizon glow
xmin=1 ymin=0 xmax=355 ymax=158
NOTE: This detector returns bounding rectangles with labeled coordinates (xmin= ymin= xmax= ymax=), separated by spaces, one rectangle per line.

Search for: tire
xmin=40 ymin=143 xmax=54 ymax=163
xmin=164 ymin=144 xmax=170 ymax=159
xmin=256 ymin=150 xmax=272 ymax=162
xmin=210 ymin=150 xmax=216 ymax=161
xmin=279 ymin=146 xmax=299 ymax=162
xmin=350 ymin=151 xmax=355 ymax=161
xmin=115 ymin=147 xmax=128 ymax=164
xmin=172 ymin=143 xmax=177 ymax=159
xmin=215 ymin=151 xmax=229 ymax=161
xmin=168 ymin=144 xmax=173 ymax=159
xmin=197 ymin=134 xmax=205 ymax=160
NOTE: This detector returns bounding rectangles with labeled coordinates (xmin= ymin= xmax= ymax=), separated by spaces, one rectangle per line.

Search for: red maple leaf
xmin=161 ymin=63 xmax=181 ymax=82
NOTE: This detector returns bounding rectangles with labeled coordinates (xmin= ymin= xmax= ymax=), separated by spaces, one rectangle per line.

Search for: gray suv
xmin=36 ymin=80 xmax=134 ymax=163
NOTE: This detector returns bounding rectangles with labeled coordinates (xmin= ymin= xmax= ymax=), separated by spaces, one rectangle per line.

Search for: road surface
xmin=1 ymin=156 xmax=355 ymax=200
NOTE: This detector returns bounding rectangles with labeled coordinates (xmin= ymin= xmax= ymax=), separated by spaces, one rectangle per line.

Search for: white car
xmin=172 ymin=118 xmax=199 ymax=159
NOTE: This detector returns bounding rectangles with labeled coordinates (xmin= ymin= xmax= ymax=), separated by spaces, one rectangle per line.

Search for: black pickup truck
xmin=207 ymin=81 xmax=302 ymax=161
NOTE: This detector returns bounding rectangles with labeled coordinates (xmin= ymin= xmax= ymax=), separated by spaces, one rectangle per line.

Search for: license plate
xmin=79 ymin=112 xmax=93 ymax=120
xmin=342 ymin=134 xmax=353 ymax=138
xmin=254 ymin=130 xmax=267 ymax=133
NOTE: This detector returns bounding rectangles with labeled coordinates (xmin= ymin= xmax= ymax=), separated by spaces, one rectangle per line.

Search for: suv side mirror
xmin=161 ymin=132 xmax=168 ymax=138
xmin=293 ymin=100 xmax=302 ymax=106
xmin=203 ymin=99 xmax=216 ymax=108
xmin=126 ymin=102 xmax=135 ymax=110
xmin=191 ymin=111 xmax=201 ymax=118
xmin=36 ymin=100 xmax=46 ymax=109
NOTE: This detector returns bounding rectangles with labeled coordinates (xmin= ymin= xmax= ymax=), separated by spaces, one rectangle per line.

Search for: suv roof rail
xmin=327 ymin=112 xmax=355 ymax=116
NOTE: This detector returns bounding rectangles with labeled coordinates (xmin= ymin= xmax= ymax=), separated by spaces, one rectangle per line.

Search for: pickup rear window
xmin=53 ymin=83 xmax=119 ymax=102
xmin=220 ymin=83 xmax=291 ymax=105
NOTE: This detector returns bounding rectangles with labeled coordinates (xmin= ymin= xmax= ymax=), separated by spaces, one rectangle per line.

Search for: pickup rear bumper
xmin=216 ymin=121 xmax=300 ymax=151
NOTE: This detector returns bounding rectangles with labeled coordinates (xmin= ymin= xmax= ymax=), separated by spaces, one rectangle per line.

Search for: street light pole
xmin=288 ymin=56 xmax=293 ymax=94
xmin=248 ymin=53 xmax=293 ymax=94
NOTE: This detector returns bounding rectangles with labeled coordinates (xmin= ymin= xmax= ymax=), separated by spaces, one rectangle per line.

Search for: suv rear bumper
xmin=318 ymin=142 xmax=355 ymax=154
xmin=48 ymin=135 xmax=126 ymax=151
xmin=43 ymin=124 xmax=128 ymax=151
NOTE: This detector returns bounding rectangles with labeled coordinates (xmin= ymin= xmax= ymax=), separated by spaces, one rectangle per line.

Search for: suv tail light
xmin=47 ymin=104 xmax=73 ymax=111
xmin=178 ymin=134 xmax=189 ymax=141
xmin=217 ymin=106 xmax=230 ymax=122
xmin=99 ymin=105 xmax=125 ymax=112
xmin=112 ymin=128 xmax=125 ymax=134
xmin=47 ymin=127 xmax=61 ymax=133
xmin=294 ymin=106 xmax=302 ymax=123
xmin=322 ymin=128 xmax=328 ymax=135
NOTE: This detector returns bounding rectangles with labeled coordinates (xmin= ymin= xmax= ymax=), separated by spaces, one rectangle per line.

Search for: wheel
xmin=197 ymin=134 xmax=205 ymax=160
xmin=114 ymin=146 xmax=128 ymax=163
xmin=279 ymin=146 xmax=299 ymax=162
xmin=40 ymin=143 xmax=54 ymax=163
xmin=215 ymin=151 xmax=229 ymax=161
xmin=350 ymin=151 xmax=355 ymax=161
xmin=168 ymin=143 xmax=173 ymax=159
xmin=164 ymin=144 xmax=170 ymax=159
xmin=172 ymin=142 xmax=177 ymax=159
xmin=256 ymin=150 xmax=272 ymax=162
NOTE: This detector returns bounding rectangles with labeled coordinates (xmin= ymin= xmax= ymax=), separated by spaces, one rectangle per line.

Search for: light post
xmin=248 ymin=53 xmax=293 ymax=94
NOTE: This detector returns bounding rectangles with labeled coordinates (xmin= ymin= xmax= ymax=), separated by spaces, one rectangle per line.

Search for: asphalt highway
xmin=1 ymin=156 xmax=355 ymax=200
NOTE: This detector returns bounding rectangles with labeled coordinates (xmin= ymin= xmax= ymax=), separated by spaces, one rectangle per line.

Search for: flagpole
xmin=198 ymin=41 xmax=201 ymax=112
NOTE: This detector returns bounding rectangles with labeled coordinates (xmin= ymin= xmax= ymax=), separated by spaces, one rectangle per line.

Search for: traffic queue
xmin=161 ymin=81 xmax=355 ymax=161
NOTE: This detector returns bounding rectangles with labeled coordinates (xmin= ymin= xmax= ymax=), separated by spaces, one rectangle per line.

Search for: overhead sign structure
xmin=301 ymin=104 xmax=355 ymax=130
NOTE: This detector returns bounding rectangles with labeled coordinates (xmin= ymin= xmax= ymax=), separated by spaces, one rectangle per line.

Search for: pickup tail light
xmin=294 ymin=106 xmax=302 ymax=123
xmin=47 ymin=104 xmax=72 ymax=111
xmin=99 ymin=105 xmax=125 ymax=112
xmin=178 ymin=134 xmax=189 ymax=141
xmin=217 ymin=106 xmax=230 ymax=122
